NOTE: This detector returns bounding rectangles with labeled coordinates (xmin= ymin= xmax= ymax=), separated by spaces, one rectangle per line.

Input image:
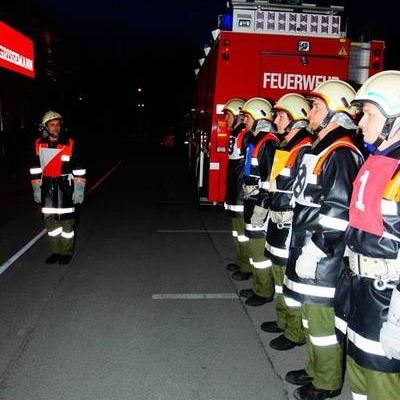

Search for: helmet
xmin=351 ymin=70 xmax=400 ymax=118
xmin=273 ymin=93 xmax=310 ymax=121
xmin=309 ymin=79 xmax=357 ymax=117
xmin=223 ymin=98 xmax=245 ymax=116
xmin=242 ymin=97 xmax=273 ymax=121
xmin=42 ymin=110 xmax=62 ymax=126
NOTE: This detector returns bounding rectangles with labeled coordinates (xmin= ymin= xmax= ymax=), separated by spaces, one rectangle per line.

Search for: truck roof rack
xmin=229 ymin=0 xmax=345 ymax=37
xmin=230 ymin=1 xmax=344 ymax=15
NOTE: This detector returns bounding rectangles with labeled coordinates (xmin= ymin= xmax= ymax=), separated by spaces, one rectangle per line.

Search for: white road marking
xmin=0 ymin=231 xmax=45 ymax=274
xmin=152 ymin=293 xmax=238 ymax=299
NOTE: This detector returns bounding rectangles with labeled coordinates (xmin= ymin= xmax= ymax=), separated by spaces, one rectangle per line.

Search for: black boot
xmin=260 ymin=320 xmax=283 ymax=333
xmin=245 ymin=293 xmax=273 ymax=306
xmin=293 ymin=383 xmax=341 ymax=400
xmin=269 ymin=334 xmax=305 ymax=350
xmin=59 ymin=255 xmax=72 ymax=265
xmin=231 ymin=270 xmax=253 ymax=281
xmin=45 ymin=253 xmax=60 ymax=264
xmin=286 ymin=369 xmax=313 ymax=385
xmin=239 ymin=288 xmax=254 ymax=298
xmin=226 ymin=263 xmax=240 ymax=272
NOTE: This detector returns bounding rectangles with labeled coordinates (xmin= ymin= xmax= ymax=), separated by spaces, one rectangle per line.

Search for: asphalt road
xmin=0 ymin=141 xmax=352 ymax=400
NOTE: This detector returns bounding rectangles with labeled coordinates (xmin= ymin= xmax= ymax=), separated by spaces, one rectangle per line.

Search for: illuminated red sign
xmin=0 ymin=21 xmax=35 ymax=78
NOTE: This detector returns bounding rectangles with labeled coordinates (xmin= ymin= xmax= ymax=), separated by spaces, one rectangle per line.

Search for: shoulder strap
xmin=313 ymin=137 xmax=361 ymax=175
xmin=253 ymin=133 xmax=279 ymax=157
xmin=285 ymin=137 xmax=313 ymax=168
xmin=383 ymin=168 xmax=400 ymax=202
xmin=61 ymin=138 xmax=74 ymax=156
xmin=236 ymin=128 xmax=248 ymax=150
xmin=35 ymin=138 xmax=41 ymax=155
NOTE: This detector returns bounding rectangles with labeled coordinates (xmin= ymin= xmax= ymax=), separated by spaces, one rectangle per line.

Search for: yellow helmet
xmin=223 ymin=98 xmax=245 ymax=116
xmin=242 ymin=97 xmax=273 ymax=121
xmin=274 ymin=93 xmax=310 ymax=121
xmin=352 ymin=70 xmax=400 ymax=118
xmin=42 ymin=110 xmax=62 ymax=126
xmin=309 ymin=79 xmax=357 ymax=117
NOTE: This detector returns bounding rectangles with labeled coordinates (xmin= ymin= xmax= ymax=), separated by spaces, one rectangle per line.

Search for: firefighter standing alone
xmin=30 ymin=111 xmax=86 ymax=265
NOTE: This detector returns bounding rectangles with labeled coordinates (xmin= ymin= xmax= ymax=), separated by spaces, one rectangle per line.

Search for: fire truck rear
xmin=190 ymin=0 xmax=384 ymax=205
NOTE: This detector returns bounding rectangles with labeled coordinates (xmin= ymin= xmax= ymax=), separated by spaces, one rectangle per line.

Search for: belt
xmin=269 ymin=210 xmax=293 ymax=224
xmin=348 ymin=250 xmax=400 ymax=280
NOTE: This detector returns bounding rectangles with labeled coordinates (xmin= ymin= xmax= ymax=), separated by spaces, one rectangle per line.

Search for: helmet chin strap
xmin=311 ymin=111 xmax=334 ymax=135
xmin=281 ymin=120 xmax=308 ymax=136
xmin=281 ymin=120 xmax=295 ymax=136
xmin=371 ymin=117 xmax=397 ymax=148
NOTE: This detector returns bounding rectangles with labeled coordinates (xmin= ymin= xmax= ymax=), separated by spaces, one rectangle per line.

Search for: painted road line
xmin=0 ymin=230 xmax=45 ymax=275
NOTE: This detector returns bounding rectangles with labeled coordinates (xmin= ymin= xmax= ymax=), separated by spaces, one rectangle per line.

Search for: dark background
xmin=0 ymin=0 xmax=399 ymax=141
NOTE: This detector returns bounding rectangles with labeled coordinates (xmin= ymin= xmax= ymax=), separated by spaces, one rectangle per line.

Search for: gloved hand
xmin=250 ymin=205 xmax=268 ymax=228
xmin=72 ymin=181 xmax=86 ymax=204
xmin=269 ymin=210 xmax=293 ymax=224
xmin=380 ymin=287 xmax=400 ymax=360
xmin=31 ymin=180 xmax=41 ymax=203
xmin=295 ymin=240 xmax=326 ymax=279
xmin=242 ymin=184 xmax=259 ymax=198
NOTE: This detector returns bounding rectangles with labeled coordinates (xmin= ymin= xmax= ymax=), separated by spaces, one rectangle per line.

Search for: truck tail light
xmin=222 ymin=39 xmax=230 ymax=60
xmin=369 ymin=40 xmax=385 ymax=74
xmin=216 ymin=118 xmax=228 ymax=152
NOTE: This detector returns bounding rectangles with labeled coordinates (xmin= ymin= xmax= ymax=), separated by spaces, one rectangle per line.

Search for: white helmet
xmin=309 ymin=79 xmax=357 ymax=117
xmin=308 ymin=79 xmax=359 ymax=132
xmin=42 ymin=110 xmax=62 ymax=125
xmin=353 ymin=70 xmax=400 ymax=145
xmin=274 ymin=93 xmax=309 ymax=134
xmin=242 ymin=97 xmax=273 ymax=121
xmin=352 ymin=70 xmax=400 ymax=118
xmin=274 ymin=93 xmax=310 ymax=121
xmin=223 ymin=98 xmax=245 ymax=116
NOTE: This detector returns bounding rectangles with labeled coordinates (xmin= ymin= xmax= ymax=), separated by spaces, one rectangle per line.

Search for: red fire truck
xmin=190 ymin=0 xmax=384 ymax=205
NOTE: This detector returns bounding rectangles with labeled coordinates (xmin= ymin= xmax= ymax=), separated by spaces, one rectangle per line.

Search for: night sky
xmin=1 ymin=0 xmax=400 ymax=135
xmin=34 ymin=0 xmax=228 ymax=134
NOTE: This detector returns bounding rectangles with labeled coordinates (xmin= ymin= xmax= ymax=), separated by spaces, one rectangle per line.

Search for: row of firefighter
xmin=221 ymin=71 xmax=400 ymax=400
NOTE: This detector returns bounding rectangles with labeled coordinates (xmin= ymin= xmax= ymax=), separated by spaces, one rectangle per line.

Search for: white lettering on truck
xmin=263 ymin=73 xmax=339 ymax=90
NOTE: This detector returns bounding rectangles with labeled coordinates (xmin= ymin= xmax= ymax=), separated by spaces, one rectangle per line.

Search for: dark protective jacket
xmin=265 ymin=129 xmax=313 ymax=266
xmin=242 ymin=130 xmax=279 ymax=239
xmin=30 ymin=134 xmax=86 ymax=221
xmin=283 ymin=127 xmax=364 ymax=306
xmin=335 ymin=143 xmax=400 ymax=373
xmin=224 ymin=124 xmax=247 ymax=218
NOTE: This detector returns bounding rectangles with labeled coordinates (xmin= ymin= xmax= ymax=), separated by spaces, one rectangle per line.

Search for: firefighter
xmin=282 ymin=80 xmax=364 ymax=400
xmin=261 ymin=93 xmax=313 ymax=351
xmin=235 ymin=97 xmax=280 ymax=307
xmin=222 ymin=98 xmax=253 ymax=277
xmin=30 ymin=110 xmax=86 ymax=265
xmin=334 ymin=70 xmax=400 ymax=400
